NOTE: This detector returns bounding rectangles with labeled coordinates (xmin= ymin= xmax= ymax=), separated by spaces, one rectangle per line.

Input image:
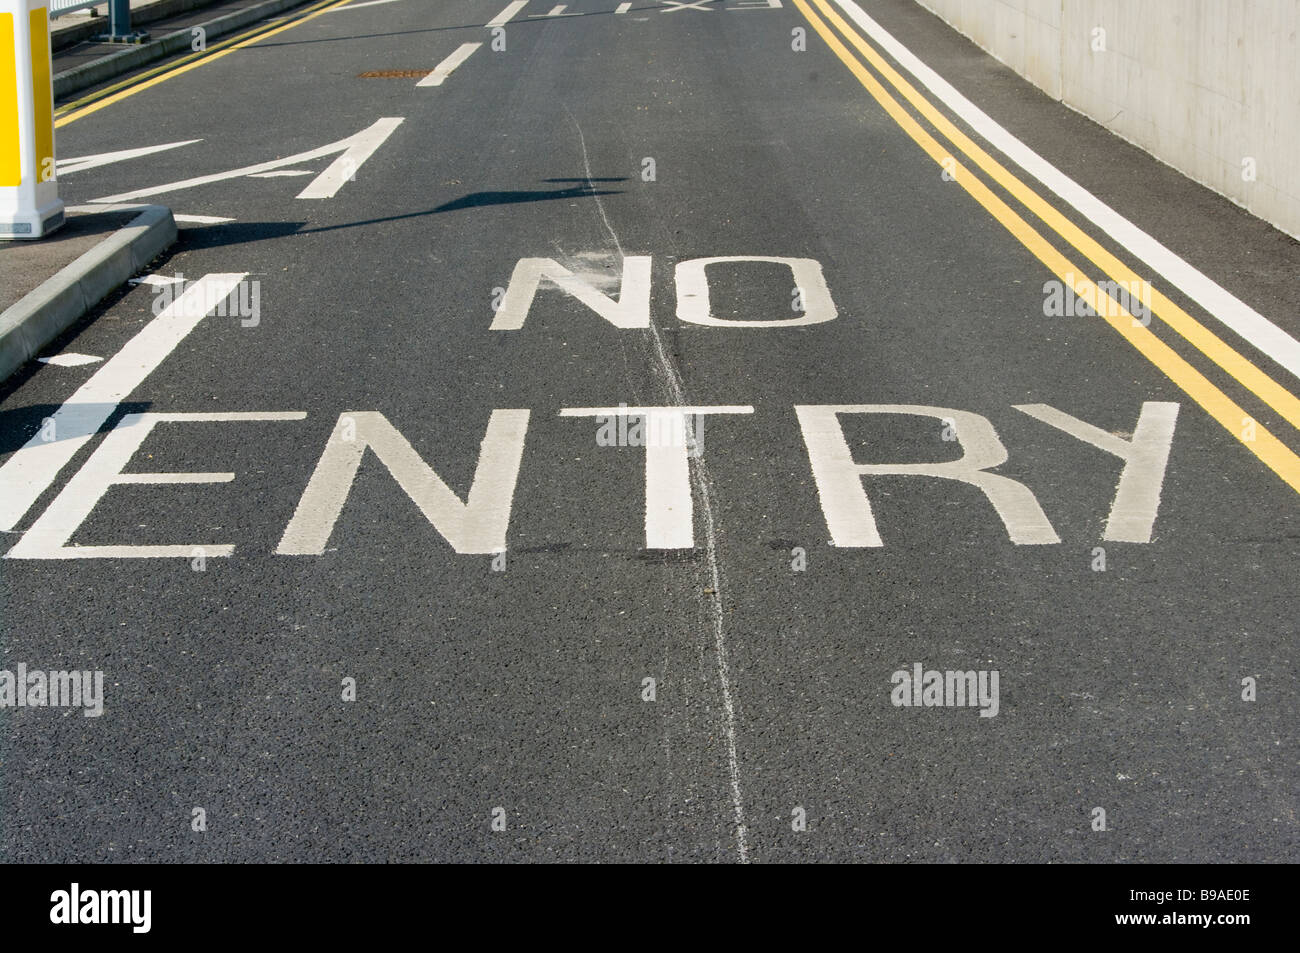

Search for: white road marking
xmin=728 ymin=0 xmax=781 ymax=7
xmin=1015 ymin=402 xmax=1179 ymax=543
xmin=417 ymin=42 xmax=483 ymax=87
xmin=615 ymin=1 xmax=631 ymax=11
xmin=38 ymin=354 xmax=102 ymax=367
xmin=129 ymin=274 xmax=185 ymax=286
xmin=794 ymin=405 xmax=1060 ymax=546
xmin=277 ymin=411 xmax=530 ymax=555
xmin=87 ymin=118 xmax=403 ymax=204
xmin=297 ymin=118 xmax=404 ymax=198
xmin=486 ymin=0 xmax=528 ymax=26
xmin=832 ymin=0 xmax=1300 ymax=381
xmin=675 ymin=256 xmax=837 ymax=327
xmin=63 ymin=203 xmax=236 ymax=224
xmin=492 ymin=256 xmax=652 ymax=329
xmin=328 ymin=0 xmax=405 ymax=10
xmin=246 ymin=170 xmax=314 ymax=178
xmin=564 ymin=110 xmax=749 ymax=861
xmin=176 ymin=214 xmax=235 ymax=224
xmin=0 ymin=274 xmax=247 ymax=533
xmin=660 ymin=0 xmax=712 ymax=11
xmin=559 ymin=406 xmax=754 ymax=548
xmin=55 ymin=140 xmax=201 ymax=175
xmin=7 ymin=412 xmax=305 ymax=560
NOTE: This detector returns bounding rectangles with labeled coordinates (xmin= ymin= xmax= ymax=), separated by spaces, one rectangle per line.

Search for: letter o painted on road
xmin=675 ymin=256 xmax=838 ymax=327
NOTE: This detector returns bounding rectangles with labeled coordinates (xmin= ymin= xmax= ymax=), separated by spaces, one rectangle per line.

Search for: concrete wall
xmin=913 ymin=0 xmax=1300 ymax=239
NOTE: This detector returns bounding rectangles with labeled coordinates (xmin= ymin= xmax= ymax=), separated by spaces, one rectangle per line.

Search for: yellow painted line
xmin=30 ymin=8 xmax=54 ymax=182
xmin=55 ymin=0 xmax=355 ymax=127
xmin=54 ymin=0 xmax=338 ymax=118
xmin=809 ymin=0 xmax=1300 ymax=439
xmin=790 ymin=0 xmax=1300 ymax=496
xmin=1 ymin=13 xmax=17 ymax=187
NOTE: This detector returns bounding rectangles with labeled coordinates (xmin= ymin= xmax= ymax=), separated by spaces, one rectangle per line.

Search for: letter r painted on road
xmin=794 ymin=404 xmax=1059 ymax=547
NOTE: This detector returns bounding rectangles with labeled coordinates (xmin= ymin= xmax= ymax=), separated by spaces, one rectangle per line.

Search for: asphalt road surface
xmin=2 ymin=0 xmax=1297 ymax=863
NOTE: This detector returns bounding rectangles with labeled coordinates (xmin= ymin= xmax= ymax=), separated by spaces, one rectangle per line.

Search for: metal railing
xmin=48 ymin=0 xmax=107 ymax=18
xmin=47 ymin=0 xmax=146 ymax=41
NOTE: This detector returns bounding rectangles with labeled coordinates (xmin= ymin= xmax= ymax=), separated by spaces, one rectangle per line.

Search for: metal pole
xmin=97 ymin=0 xmax=147 ymax=42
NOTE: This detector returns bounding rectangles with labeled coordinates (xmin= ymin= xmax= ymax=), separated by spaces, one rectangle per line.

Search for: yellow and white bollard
xmin=1 ymin=0 xmax=62 ymax=239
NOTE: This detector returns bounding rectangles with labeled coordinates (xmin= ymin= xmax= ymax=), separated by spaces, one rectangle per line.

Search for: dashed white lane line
xmin=830 ymin=0 xmax=1300 ymax=381
xmin=486 ymin=0 xmax=528 ymax=27
xmin=616 ymin=2 xmax=631 ymax=11
xmin=0 ymin=274 xmax=248 ymax=533
xmin=417 ymin=42 xmax=483 ymax=87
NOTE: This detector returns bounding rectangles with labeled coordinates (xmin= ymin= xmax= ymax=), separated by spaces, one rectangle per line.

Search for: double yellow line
xmin=56 ymin=0 xmax=356 ymax=127
xmin=793 ymin=0 xmax=1300 ymax=496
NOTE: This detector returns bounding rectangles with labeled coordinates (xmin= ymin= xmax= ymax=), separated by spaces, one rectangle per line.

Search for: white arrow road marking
xmin=417 ymin=43 xmax=482 ymax=87
xmin=86 ymin=118 xmax=404 ymax=204
xmin=0 ymin=274 xmax=248 ymax=532
xmin=55 ymin=140 xmax=201 ymax=175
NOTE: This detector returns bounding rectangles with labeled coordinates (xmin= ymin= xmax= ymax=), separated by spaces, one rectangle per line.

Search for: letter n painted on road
xmin=276 ymin=410 xmax=530 ymax=555
xmin=491 ymin=257 xmax=651 ymax=330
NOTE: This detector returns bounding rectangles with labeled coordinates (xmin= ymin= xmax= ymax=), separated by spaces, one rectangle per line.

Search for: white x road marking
xmin=660 ymin=0 xmax=713 ymax=11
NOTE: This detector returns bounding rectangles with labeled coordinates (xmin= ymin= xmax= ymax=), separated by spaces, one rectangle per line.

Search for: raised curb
xmin=0 ymin=206 xmax=176 ymax=383
xmin=52 ymin=0 xmax=227 ymax=53
xmin=53 ymin=0 xmax=315 ymax=100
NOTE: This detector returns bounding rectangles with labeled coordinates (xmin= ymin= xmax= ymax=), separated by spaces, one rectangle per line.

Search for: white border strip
xmin=832 ymin=0 xmax=1300 ymax=381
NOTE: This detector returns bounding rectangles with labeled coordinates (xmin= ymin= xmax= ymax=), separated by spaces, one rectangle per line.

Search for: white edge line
xmin=830 ymin=0 xmax=1300 ymax=381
